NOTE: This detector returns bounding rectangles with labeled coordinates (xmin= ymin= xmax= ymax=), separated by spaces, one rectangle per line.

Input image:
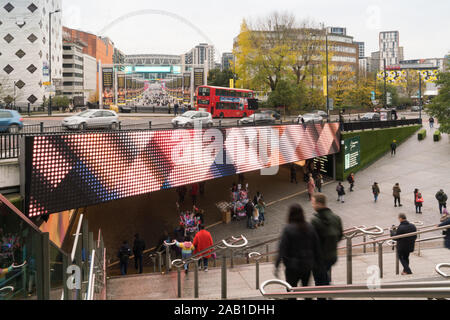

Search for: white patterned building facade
xmin=0 ymin=0 xmax=62 ymax=106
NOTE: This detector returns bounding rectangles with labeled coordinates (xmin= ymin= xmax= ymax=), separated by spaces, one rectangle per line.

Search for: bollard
xmin=40 ymin=122 xmax=44 ymax=133
xmin=266 ymin=245 xmax=269 ymax=263
xmin=219 ymin=120 xmax=222 ymax=128
xmin=194 ymin=261 xmax=199 ymax=299
xmin=165 ymin=246 xmax=170 ymax=274
xmin=221 ymin=255 xmax=227 ymax=300
xmin=177 ymin=267 xmax=182 ymax=298
xmin=395 ymin=245 xmax=400 ymax=275
xmin=363 ymin=235 xmax=367 ymax=254
xmin=230 ymin=250 xmax=234 ymax=269
xmin=378 ymin=242 xmax=383 ymax=278
xmin=418 ymin=234 xmax=421 ymax=257
xmin=149 ymin=121 xmax=152 ymax=129
xmin=346 ymin=237 xmax=352 ymax=285
xmin=157 ymin=252 xmax=162 ymax=273
xmin=255 ymin=260 xmax=260 ymax=290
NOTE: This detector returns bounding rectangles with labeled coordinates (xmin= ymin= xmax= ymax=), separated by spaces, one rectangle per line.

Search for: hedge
xmin=418 ymin=129 xmax=427 ymax=141
xmin=434 ymin=130 xmax=442 ymax=142
xmin=336 ymin=125 xmax=422 ymax=181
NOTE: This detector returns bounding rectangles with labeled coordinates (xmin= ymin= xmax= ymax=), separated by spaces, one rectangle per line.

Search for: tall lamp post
xmin=48 ymin=9 xmax=61 ymax=116
xmin=13 ymin=81 xmax=16 ymax=110
xmin=325 ymin=28 xmax=330 ymax=119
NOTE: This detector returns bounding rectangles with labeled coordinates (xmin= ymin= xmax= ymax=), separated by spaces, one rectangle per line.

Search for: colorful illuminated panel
xmin=23 ymin=124 xmax=340 ymax=217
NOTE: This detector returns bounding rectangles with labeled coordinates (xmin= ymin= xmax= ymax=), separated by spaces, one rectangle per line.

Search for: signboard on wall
xmin=102 ymin=68 xmax=114 ymax=107
xmin=194 ymin=68 xmax=205 ymax=88
xmin=344 ymin=136 xmax=361 ymax=171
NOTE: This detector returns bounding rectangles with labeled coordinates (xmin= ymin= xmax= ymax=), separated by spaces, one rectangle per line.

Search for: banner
xmin=102 ymin=68 xmax=114 ymax=107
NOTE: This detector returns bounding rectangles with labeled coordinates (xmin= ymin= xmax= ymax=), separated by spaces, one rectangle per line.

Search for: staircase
xmin=106 ymin=246 xmax=449 ymax=300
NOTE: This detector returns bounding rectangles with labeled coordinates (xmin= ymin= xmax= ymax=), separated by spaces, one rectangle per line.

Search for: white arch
xmin=98 ymin=9 xmax=218 ymax=56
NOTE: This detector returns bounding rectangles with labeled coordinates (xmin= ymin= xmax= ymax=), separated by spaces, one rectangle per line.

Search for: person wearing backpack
xmin=336 ymin=182 xmax=345 ymax=203
xmin=176 ymin=236 xmax=195 ymax=275
xmin=435 ymin=189 xmax=448 ymax=215
xmin=347 ymin=173 xmax=355 ymax=192
xmin=118 ymin=241 xmax=132 ymax=276
xmin=311 ymin=194 xmax=344 ymax=287
xmin=372 ymin=183 xmax=381 ymax=203
xmin=416 ymin=193 xmax=424 ymax=214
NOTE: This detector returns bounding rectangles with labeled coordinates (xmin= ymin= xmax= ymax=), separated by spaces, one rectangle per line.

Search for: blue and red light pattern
xmin=24 ymin=124 xmax=340 ymax=217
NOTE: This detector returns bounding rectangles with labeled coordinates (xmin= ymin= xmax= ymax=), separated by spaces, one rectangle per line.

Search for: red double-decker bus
xmin=195 ymin=86 xmax=258 ymax=118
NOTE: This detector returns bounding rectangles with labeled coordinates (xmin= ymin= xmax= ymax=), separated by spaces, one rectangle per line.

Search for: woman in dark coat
xmin=275 ymin=204 xmax=322 ymax=289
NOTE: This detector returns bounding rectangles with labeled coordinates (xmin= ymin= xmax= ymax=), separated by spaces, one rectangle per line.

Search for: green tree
xmin=427 ymin=67 xmax=450 ymax=133
xmin=208 ymin=68 xmax=235 ymax=87
xmin=267 ymin=80 xmax=306 ymax=114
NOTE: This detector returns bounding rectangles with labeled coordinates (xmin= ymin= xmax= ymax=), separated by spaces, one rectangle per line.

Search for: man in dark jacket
xmin=245 ymin=201 xmax=255 ymax=229
xmin=435 ymin=189 xmax=448 ymax=215
xmin=395 ymin=214 xmax=417 ymax=275
xmin=311 ymin=194 xmax=344 ymax=286
xmin=439 ymin=215 xmax=450 ymax=250
xmin=133 ymin=234 xmax=146 ymax=274
xmin=391 ymin=140 xmax=397 ymax=156
xmin=118 ymin=241 xmax=132 ymax=276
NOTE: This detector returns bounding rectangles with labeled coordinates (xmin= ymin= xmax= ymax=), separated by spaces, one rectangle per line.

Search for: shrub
xmin=434 ymin=130 xmax=442 ymax=142
xmin=418 ymin=129 xmax=427 ymax=141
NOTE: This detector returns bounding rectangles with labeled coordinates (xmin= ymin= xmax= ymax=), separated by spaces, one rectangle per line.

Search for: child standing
xmin=416 ymin=193 xmax=424 ymax=214
xmin=176 ymin=236 xmax=195 ymax=275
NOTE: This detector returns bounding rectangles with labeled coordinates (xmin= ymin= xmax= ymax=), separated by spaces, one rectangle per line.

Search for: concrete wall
xmin=0 ymin=159 xmax=20 ymax=189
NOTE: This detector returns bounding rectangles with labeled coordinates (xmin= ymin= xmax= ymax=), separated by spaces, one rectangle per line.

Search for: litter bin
xmin=216 ymin=202 xmax=232 ymax=224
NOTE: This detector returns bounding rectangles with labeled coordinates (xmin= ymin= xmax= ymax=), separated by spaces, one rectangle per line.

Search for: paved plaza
xmin=107 ymin=123 xmax=450 ymax=299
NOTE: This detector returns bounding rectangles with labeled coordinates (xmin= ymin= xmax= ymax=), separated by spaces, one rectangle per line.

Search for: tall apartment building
xmin=0 ymin=0 xmax=63 ymax=106
xmin=181 ymin=43 xmax=215 ymax=73
xmin=221 ymin=52 xmax=234 ymax=71
xmin=379 ymin=31 xmax=404 ymax=69
xmin=354 ymin=42 xmax=365 ymax=59
xmin=63 ymin=27 xmax=114 ymax=93
xmin=62 ymin=43 xmax=84 ymax=100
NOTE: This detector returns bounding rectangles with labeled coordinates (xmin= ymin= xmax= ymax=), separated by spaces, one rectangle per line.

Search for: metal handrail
xmin=70 ymin=213 xmax=84 ymax=263
xmin=260 ymin=279 xmax=450 ymax=299
xmin=436 ymin=264 xmax=450 ymax=278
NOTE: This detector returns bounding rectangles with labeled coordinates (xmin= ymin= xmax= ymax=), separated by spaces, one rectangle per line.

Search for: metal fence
xmin=342 ymin=118 xmax=422 ymax=132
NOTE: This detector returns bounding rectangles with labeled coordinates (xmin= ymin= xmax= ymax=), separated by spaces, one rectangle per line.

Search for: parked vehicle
xmin=411 ymin=106 xmax=423 ymax=112
xmin=361 ymin=113 xmax=381 ymax=121
xmin=297 ymin=113 xmax=323 ymax=124
xmin=172 ymin=111 xmax=214 ymax=128
xmin=239 ymin=113 xmax=276 ymax=126
xmin=62 ymin=109 xmax=119 ymax=130
xmin=0 ymin=109 xmax=24 ymax=133
xmin=312 ymin=110 xmax=328 ymax=119
xmin=261 ymin=110 xmax=281 ymax=120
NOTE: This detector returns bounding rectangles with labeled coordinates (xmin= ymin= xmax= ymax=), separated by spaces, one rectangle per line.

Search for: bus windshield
xmin=198 ymin=87 xmax=210 ymax=97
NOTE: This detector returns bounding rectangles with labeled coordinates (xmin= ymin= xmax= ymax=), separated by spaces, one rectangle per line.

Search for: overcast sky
xmin=61 ymin=0 xmax=450 ymax=61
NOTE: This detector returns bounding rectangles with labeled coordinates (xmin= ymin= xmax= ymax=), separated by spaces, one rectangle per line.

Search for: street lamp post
xmin=13 ymin=81 xmax=16 ymax=110
xmin=48 ymin=9 xmax=61 ymax=116
xmin=325 ymin=29 xmax=330 ymax=118
xmin=419 ymin=72 xmax=423 ymax=120
xmin=383 ymin=58 xmax=387 ymax=108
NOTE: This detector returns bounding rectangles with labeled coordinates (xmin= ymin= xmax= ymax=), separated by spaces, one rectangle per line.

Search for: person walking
xmin=439 ymin=211 xmax=450 ymax=250
xmin=174 ymin=103 xmax=179 ymax=116
xmin=435 ymin=189 xmax=448 ymax=215
xmin=133 ymin=234 xmax=146 ymax=274
xmin=372 ymin=182 xmax=381 ymax=203
xmin=315 ymin=174 xmax=324 ymax=193
xmin=193 ymin=225 xmax=213 ymax=272
xmin=415 ymin=193 xmax=424 ymax=214
xmin=307 ymin=174 xmax=316 ymax=201
xmin=255 ymin=197 xmax=266 ymax=227
xmin=429 ymin=117 xmax=435 ymax=129
xmin=190 ymin=183 xmax=199 ymax=206
xmin=393 ymin=183 xmax=403 ymax=207
xmin=274 ymin=204 xmax=322 ymax=291
xmin=336 ymin=182 xmax=345 ymax=203
xmin=391 ymin=140 xmax=397 ymax=156
xmin=245 ymin=200 xmax=255 ymax=229
xmin=394 ymin=214 xmax=417 ymax=275
xmin=175 ymin=236 xmax=195 ymax=275
xmin=290 ymin=164 xmax=298 ymax=184
xmin=347 ymin=173 xmax=355 ymax=192
xmin=311 ymin=194 xmax=344 ymax=287
xmin=118 ymin=241 xmax=132 ymax=276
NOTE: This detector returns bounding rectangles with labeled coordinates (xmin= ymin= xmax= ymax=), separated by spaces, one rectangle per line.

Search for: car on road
xmin=261 ymin=110 xmax=281 ymax=120
xmin=172 ymin=111 xmax=214 ymax=128
xmin=312 ymin=110 xmax=328 ymax=119
xmin=239 ymin=113 xmax=276 ymax=126
xmin=361 ymin=113 xmax=381 ymax=121
xmin=62 ymin=109 xmax=119 ymax=130
xmin=297 ymin=113 xmax=323 ymax=124
xmin=411 ymin=106 xmax=423 ymax=112
xmin=0 ymin=109 xmax=24 ymax=133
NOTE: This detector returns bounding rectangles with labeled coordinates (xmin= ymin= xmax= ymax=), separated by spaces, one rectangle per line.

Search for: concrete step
xmin=106 ymin=247 xmax=450 ymax=300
